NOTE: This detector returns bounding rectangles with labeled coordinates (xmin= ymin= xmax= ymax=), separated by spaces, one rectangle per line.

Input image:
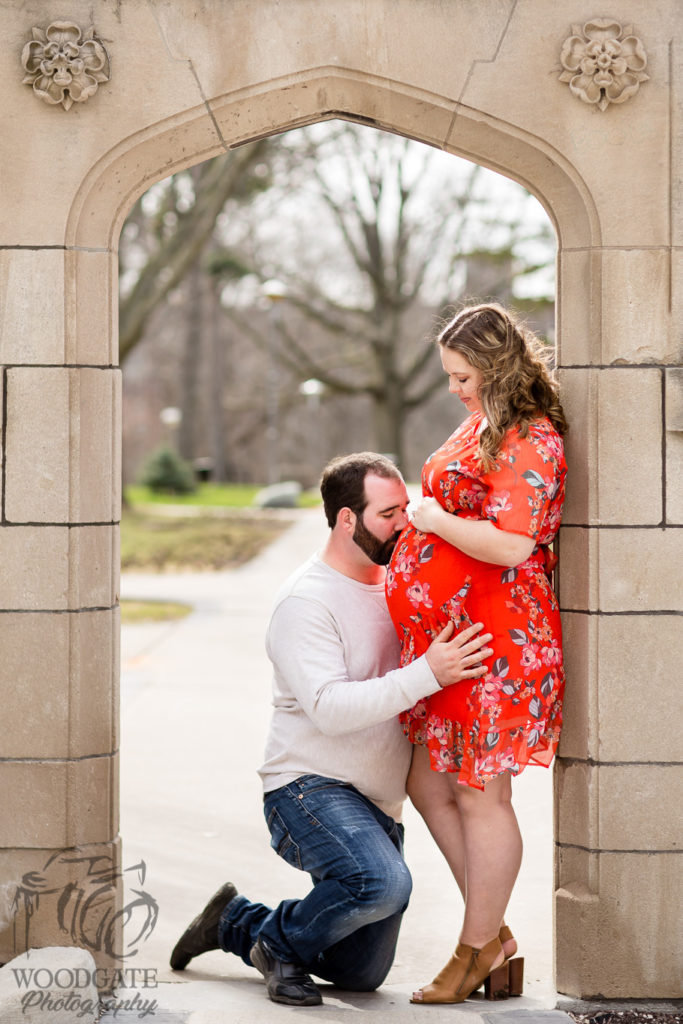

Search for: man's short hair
xmin=320 ymin=452 xmax=402 ymax=529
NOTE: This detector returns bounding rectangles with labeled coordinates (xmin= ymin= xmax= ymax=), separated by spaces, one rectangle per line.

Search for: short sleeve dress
xmin=385 ymin=412 xmax=567 ymax=790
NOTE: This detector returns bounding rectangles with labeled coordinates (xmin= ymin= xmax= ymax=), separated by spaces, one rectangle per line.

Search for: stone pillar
xmin=0 ymin=245 xmax=122 ymax=967
xmin=555 ymin=240 xmax=682 ymax=996
xmin=0 ymin=0 xmax=222 ymax=971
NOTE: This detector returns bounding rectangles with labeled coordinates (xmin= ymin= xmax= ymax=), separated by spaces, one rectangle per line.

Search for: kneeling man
xmin=171 ymin=453 xmax=492 ymax=1006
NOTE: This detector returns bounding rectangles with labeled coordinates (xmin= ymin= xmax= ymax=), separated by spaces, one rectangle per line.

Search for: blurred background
xmin=119 ymin=120 xmax=556 ymax=508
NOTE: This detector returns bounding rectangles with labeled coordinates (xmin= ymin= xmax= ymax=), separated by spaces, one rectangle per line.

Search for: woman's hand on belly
xmin=407 ymin=496 xmax=446 ymax=535
xmin=407 ymin=496 xmax=535 ymax=567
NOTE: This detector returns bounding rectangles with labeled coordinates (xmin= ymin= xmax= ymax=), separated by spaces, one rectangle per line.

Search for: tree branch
xmin=119 ymin=140 xmax=269 ymax=361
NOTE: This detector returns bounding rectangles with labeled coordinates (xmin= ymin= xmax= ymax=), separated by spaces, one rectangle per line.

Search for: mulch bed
xmin=569 ymin=1013 xmax=682 ymax=1024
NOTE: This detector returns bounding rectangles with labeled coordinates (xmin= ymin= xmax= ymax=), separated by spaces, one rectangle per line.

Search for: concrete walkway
xmin=110 ymin=508 xmax=567 ymax=1024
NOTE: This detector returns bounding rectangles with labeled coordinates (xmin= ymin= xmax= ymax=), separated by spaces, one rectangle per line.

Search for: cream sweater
xmin=258 ymin=556 xmax=441 ymax=822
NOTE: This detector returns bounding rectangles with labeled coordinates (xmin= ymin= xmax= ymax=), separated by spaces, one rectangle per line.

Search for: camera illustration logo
xmin=11 ymin=849 xmax=158 ymax=960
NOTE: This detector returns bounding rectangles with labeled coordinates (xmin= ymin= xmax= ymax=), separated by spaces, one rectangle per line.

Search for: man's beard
xmin=353 ymin=514 xmax=401 ymax=566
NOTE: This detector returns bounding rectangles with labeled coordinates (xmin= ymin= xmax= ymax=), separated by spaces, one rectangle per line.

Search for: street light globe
xmin=261 ymin=278 xmax=288 ymax=302
xmin=299 ymin=378 xmax=324 ymax=397
xmin=159 ymin=406 xmax=182 ymax=427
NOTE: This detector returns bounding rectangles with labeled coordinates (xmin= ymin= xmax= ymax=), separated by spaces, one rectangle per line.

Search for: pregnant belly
xmin=386 ymin=525 xmax=498 ymax=631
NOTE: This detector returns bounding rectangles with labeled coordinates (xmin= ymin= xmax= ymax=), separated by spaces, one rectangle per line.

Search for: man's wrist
xmin=421 ymin=650 xmax=443 ymax=693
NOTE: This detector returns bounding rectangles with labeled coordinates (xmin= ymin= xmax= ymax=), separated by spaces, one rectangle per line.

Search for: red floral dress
xmin=385 ymin=412 xmax=567 ymax=790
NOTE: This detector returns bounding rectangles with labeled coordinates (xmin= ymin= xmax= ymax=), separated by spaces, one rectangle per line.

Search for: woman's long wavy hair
xmin=438 ymin=303 xmax=568 ymax=471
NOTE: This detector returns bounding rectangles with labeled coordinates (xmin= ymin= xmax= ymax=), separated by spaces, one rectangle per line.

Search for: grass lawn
xmin=120 ymin=599 xmax=192 ymax=624
xmin=121 ymin=508 xmax=292 ymax=572
xmin=124 ymin=483 xmax=321 ymax=508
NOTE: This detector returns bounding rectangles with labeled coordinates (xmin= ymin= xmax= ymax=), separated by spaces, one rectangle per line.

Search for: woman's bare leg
xmin=406 ymin=745 xmax=466 ymax=897
xmin=407 ymin=747 xmax=518 ymax=959
xmin=450 ymin=771 xmax=522 ymax=951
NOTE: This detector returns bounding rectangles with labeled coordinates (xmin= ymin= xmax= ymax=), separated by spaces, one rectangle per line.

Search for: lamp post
xmin=298 ymin=378 xmax=325 ymax=481
xmin=159 ymin=406 xmax=182 ymax=449
xmin=261 ymin=279 xmax=287 ymax=485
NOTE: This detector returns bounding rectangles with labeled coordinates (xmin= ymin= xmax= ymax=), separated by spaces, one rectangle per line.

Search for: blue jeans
xmin=218 ymin=774 xmax=412 ymax=990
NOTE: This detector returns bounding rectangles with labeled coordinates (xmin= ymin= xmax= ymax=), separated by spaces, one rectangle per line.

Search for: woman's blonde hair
xmin=438 ymin=303 xmax=568 ymax=471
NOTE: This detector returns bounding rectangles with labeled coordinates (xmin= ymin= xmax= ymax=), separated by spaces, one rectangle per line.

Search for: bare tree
xmin=118 ymin=140 xmax=271 ymax=362
xmin=120 ymin=124 xmax=554 ymax=482
xmin=213 ymin=124 xmax=554 ymax=466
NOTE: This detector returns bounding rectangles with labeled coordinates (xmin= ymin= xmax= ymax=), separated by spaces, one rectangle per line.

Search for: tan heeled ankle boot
xmin=411 ymin=936 xmax=506 ymax=1005
xmin=496 ymin=925 xmax=524 ymax=997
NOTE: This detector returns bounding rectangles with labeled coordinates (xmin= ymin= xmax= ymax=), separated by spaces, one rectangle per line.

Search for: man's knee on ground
xmin=321 ymin=942 xmax=397 ymax=992
xmin=340 ymin=970 xmax=387 ymax=993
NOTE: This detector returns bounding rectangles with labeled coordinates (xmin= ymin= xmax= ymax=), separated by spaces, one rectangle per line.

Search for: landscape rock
xmin=0 ymin=946 xmax=99 ymax=1024
xmin=254 ymin=481 xmax=302 ymax=508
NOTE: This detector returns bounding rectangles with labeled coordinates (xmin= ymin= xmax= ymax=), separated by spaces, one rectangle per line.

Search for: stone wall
xmin=0 ymin=0 xmax=680 ymax=998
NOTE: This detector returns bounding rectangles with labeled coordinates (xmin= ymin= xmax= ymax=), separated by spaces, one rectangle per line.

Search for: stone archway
xmin=1 ymin=1 xmax=679 ymax=1001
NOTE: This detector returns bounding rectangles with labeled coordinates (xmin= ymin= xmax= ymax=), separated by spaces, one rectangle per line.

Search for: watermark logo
xmin=11 ymin=966 xmax=159 ymax=1019
xmin=11 ymin=849 xmax=159 ymax=961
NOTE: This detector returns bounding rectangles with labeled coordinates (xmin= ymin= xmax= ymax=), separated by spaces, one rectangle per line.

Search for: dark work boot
xmin=250 ymin=936 xmax=323 ymax=1006
xmin=170 ymin=882 xmax=237 ymax=970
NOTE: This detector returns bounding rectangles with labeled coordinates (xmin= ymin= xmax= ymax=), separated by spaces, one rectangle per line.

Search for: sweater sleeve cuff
xmin=401 ymin=652 xmax=442 ymax=702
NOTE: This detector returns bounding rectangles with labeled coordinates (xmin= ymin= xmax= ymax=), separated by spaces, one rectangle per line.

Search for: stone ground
xmin=98 ymin=508 xmax=680 ymax=1024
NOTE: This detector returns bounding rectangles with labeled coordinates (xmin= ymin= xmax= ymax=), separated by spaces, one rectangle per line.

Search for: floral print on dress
xmin=386 ymin=412 xmax=567 ymax=790
xmin=406 ymin=581 xmax=433 ymax=610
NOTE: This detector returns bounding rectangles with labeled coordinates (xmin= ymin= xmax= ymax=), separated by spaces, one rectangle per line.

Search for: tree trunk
xmin=209 ymin=290 xmax=227 ymax=482
xmin=178 ymin=262 xmax=202 ymax=463
xmin=119 ymin=140 xmax=270 ymax=363
xmin=372 ymin=391 xmax=406 ymax=471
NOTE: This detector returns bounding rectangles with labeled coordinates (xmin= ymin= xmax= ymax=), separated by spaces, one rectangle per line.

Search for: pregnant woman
xmin=385 ymin=303 xmax=567 ymax=1004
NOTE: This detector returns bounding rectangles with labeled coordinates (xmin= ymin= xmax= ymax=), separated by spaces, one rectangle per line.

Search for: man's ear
xmin=336 ymin=506 xmax=356 ymax=533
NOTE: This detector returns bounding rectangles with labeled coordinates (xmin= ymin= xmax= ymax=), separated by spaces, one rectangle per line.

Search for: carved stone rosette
xmin=21 ymin=22 xmax=110 ymax=111
xmin=559 ymin=19 xmax=648 ymax=111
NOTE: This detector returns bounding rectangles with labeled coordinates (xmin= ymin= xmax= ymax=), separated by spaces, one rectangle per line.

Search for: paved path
xmin=110 ymin=508 xmax=564 ymax=1023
